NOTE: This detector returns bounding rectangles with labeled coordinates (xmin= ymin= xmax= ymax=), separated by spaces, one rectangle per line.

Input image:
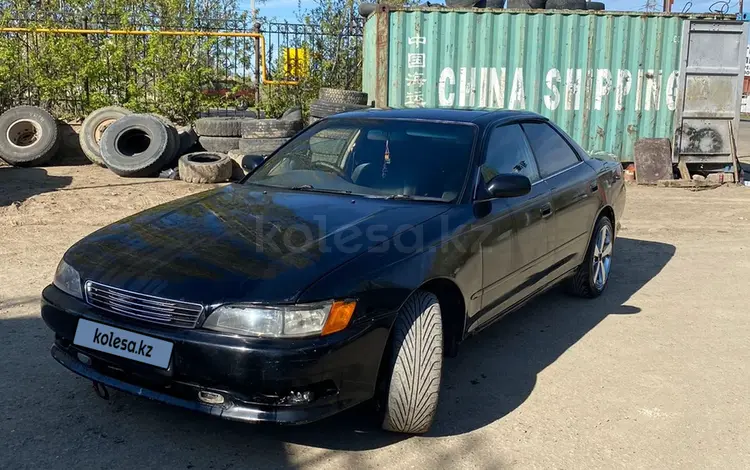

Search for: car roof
xmin=326 ymin=108 xmax=545 ymax=125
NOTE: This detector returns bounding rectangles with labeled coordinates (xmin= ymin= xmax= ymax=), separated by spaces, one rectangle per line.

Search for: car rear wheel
xmin=381 ymin=291 xmax=443 ymax=434
xmin=567 ymin=216 xmax=614 ymax=298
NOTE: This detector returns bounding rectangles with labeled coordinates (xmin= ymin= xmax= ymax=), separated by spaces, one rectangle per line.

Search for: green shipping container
xmin=362 ymin=7 xmax=740 ymax=162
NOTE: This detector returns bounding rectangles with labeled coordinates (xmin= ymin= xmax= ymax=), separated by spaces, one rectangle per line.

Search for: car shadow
xmin=0 ymin=237 xmax=675 ymax=468
xmin=0 ymin=166 xmax=73 ymax=207
xmin=276 ymin=236 xmax=675 ymax=446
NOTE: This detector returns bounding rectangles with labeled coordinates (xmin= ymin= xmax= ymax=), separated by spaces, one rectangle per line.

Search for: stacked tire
xmin=309 ymin=88 xmax=371 ymax=125
xmin=238 ymin=118 xmax=301 ymax=156
xmin=0 ymin=106 xmax=60 ymax=167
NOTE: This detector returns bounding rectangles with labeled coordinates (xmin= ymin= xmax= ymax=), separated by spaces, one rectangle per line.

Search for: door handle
xmin=540 ymin=203 xmax=553 ymax=218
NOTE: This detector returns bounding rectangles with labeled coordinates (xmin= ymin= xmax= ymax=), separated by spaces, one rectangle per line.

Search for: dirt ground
xmin=2 ymin=164 xmax=750 ymax=469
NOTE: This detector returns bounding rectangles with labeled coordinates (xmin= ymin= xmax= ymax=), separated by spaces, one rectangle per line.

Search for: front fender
xmin=298 ymin=206 xmax=480 ymax=326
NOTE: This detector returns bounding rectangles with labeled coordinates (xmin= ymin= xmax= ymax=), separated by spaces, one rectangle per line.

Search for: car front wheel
xmin=381 ymin=291 xmax=443 ymax=434
xmin=568 ymin=215 xmax=614 ymax=298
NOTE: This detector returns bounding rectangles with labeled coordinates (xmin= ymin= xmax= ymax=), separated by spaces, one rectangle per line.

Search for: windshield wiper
xmin=383 ymin=194 xmax=447 ymax=202
xmin=290 ymin=185 xmax=353 ymax=195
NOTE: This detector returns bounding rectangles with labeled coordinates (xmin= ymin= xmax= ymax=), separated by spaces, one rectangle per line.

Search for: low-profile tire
xmin=506 ymin=0 xmax=545 ymax=7
xmin=99 ymin=114 xmax=170 ymax=177
xmin=240 ymin=119 xmax=302 ymax=139
xmin=80 ymin=106 xmax=132 ymax=166
xmin=318 ymin=88 xmax=368 ymax=106
xmin=178 ymin=152 xmax=233 ymax=184
xmin=310 ymin=100 xmax=370 ymax=118
xmin=149 ymin=114 xmax=179 ymax=168
xmin=381 ymin=291 xmax=443 ymax=434
xmin=194 ymin=117 xmax=244 ymax=137
xmin=238 ymin=138 xmax=288 ymax=155
xmin=566 ymin=216 xmax=614 ymax=298
xmin=0 ymin=106 xmax=60 ymax=167
xmin=199 ymin=136 xmax=240 ymax=153
xmin=546 ymin=0 xmax=586 ymax=8
xmin=586 ymin=1 xmax=605 ymax=9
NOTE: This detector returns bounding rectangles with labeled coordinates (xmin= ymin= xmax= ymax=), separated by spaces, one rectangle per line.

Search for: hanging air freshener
xmin=382 ymin=139 xmax=391 ymax=179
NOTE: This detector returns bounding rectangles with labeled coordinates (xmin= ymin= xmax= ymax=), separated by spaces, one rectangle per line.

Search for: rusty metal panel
xmin=672 ymin=20 xmax=748 ymax=164
xmin=634 ymin=138 xmax=673 ymax=184
xmin=363 ymin=9 xmax=738 ymax=162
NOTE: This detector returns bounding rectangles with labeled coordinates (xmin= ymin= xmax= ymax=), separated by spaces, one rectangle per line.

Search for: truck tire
xmin=199 ymin=136 xmax=240 ymax=153
xmin=99 ymin=114 xmax=170 ymax=177
xmin=318 ymin=88 xmax=369 ymax=105
xmin=506 ymin=0 xmax=545 ymax=8
xmin=281 ymin=106 xmax=303 ymax=123
xmin=240 ymin=119 xmax=302 ymax=139
xmin=381 ymin=291 xmax=443 ymax=434
xmin=178 ymin=152 xmax=233 ymax=184
xmin=238 ymin=138 xmax=288 ymax=155
xmin=567 ymin=216 xmax=614 ymax=298
xmin=486 ymin=0 xmax=506 ymax=6
xmin=359 ymin=2 xmax=378 ymax=16
xmin=587 ymin=1 xmax=605 ymax=9
xmin=198 ymin=109 xmax=258 ymax=119
xmin=149 ymin=114 xmax=179 ymax=167
xmin=0 ymin=106 xmax=60 ymax=167
xmin=194 ymin=117 xmax=244 ymax=137
xmin=445 ymin=0 xmax=479 ymax=6
xmin=177 ymin=126 xmax=198 ymax=155
xmin=546 ymin=0 xmax=586 ymax=8
xmin=80 ymin=106 xmax=132 ymax=166
xmin=310 ymin=100 xmax=370 ymax=118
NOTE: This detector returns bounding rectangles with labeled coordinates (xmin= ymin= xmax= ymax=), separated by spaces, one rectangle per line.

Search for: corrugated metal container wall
xmin=364 ymin=9 xmax=696 ymax=161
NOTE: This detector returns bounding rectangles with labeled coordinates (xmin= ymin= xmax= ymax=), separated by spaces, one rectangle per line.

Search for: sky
xmin=248 ymin=0 xmax=741 ymax=23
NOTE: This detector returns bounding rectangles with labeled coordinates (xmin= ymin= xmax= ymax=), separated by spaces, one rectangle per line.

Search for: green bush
xmin=0 ymin=0 xmax=252 ymax=123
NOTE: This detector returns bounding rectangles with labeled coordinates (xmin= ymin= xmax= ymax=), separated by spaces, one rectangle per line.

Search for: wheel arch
xmin=413 ymin=277 xmax=467 ymax=357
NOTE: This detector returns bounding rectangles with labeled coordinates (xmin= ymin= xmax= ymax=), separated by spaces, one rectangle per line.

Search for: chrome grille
xmin=84 ymin=281 xmax=204 ymax=328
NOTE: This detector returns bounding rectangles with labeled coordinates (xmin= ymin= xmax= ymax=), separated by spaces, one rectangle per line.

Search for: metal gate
xmin=673 ymin=20 xmax=748 ymax=164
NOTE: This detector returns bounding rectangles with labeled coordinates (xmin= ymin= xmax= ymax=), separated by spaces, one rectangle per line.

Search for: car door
xmin=521 ymin=122 xmax=600 ymax=278
xmin=473 ymin=123 xmax=553 ymax=331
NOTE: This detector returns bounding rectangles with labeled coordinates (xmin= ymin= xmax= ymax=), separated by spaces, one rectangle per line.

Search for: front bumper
xmin=41 ymin=285 xmax=395 ymax=425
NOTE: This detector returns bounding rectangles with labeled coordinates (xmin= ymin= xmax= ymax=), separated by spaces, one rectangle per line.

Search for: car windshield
xmin=245 ymin=118 xmax=476 ymax=202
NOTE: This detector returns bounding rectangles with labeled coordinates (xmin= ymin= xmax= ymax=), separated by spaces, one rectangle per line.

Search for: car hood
xmin=65 ymin=184 xmax=449 ymax=305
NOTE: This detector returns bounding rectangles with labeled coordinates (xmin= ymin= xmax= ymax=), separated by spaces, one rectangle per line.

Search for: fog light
xmin=198 ymin=390 xmax=225 ymax=405
xmin=282 ymin=390 xmax=314 ymax=405
xmin=77 ymin=352 xmax=92 ymax=366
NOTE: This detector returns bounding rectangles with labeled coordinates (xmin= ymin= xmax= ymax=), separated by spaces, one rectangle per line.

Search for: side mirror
xmin=241 ymin=155 xmax=265 ymax=173
xmin=485 ymin=173 xmax=532 ymax=198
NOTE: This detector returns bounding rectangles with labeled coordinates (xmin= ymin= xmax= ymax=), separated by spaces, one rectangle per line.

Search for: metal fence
xmin=0 ymin=12 xmax=364 ymax=122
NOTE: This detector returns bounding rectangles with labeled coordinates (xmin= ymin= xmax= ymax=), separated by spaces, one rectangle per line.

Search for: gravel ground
xmin=1 ymin=164 xmax=750 ymax=469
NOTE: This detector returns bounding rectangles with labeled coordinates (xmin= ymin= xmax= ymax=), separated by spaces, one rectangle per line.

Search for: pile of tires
xmin=195 ymin=109 xmax=302 ymax=156
xmin=309 ymin=88 xmax=371 ymax=125
xmin=359 ymin=0 xmax=605 ymax=11
xmin=78 ymin=106 xmax=198 ymax=178
xmin=0 ymin=105 xmax=60 ymax=167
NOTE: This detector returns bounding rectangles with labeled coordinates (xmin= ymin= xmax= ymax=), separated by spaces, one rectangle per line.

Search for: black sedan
xmin=42 ymin=109 xmax=625 ymax=434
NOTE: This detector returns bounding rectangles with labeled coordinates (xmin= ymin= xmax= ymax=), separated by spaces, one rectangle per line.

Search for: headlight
xmin=53 ymin=259 xmax=82 ymax=299
xmin=203 ymin=300 xmax=356 ymax=338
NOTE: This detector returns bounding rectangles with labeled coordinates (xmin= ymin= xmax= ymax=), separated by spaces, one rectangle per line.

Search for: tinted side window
xmin=481 ymin=124 xmax=540 ymax=184
xmin=522 ymin=123 xmax=580 ymax=178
